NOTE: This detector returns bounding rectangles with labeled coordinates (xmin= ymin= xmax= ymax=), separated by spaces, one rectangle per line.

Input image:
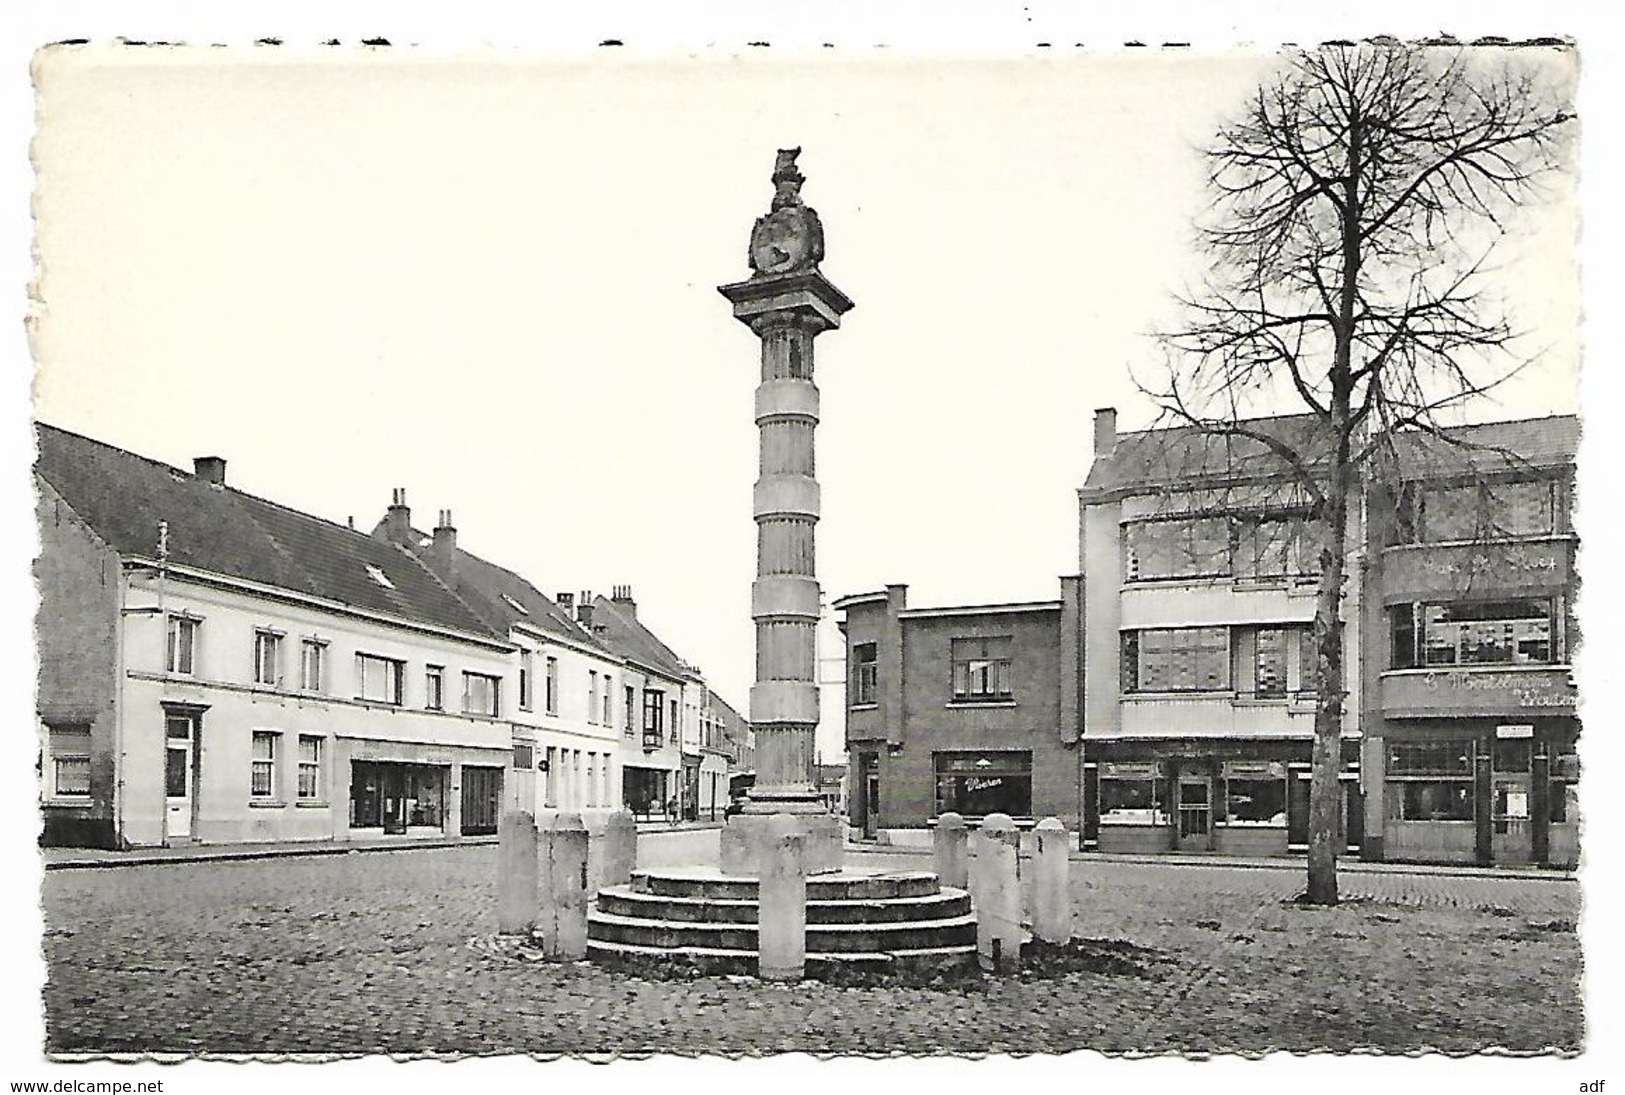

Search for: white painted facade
xmin=116 ymin=563 xmax=515 ymax=848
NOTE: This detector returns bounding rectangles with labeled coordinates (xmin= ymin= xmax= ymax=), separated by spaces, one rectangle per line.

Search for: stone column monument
xmin=718 ymin=148 xmax=853 ymax=875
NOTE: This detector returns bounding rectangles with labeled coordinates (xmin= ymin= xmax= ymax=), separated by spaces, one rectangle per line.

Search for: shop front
xmin=349 ymin=760 xmax=448 ymax=836
xmin=623 ymin=765 xmax=672 ymax=821
xmin=1084 ymin=740 xmax=1361 ymax=857
xmin=1372 ymin=716 xmax=1578 ymax=867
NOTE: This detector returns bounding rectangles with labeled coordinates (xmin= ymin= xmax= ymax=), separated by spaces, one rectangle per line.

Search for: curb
xmin=841 ymin=842 xmax=1577 ymax=884
xmin=42 ymin=835 xmax=499 ymax=871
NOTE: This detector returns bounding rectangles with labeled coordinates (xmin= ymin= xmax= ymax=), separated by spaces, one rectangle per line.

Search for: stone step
xmin=586 ymin=937 xmax=978 ymax=978
xmin=631 ymin=868 xmax=942 ymax=902
xmin=587 ymin=909 xmax=978 ymax=954
xmin=595 ymin=887 xmax=972 ymax=925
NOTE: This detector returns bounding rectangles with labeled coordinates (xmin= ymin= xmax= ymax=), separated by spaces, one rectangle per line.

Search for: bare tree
xmin=1146 ymin=41 xmax=1574 ymax=904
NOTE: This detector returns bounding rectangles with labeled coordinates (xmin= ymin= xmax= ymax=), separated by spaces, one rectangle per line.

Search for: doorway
xmin=1177 ymin=776 xmax=1212 ymax=851
xmin=858 ymin=752 xmax=880 ymax=839
xmin=163 ymin=711 xmax=196 ymax=842
xmin=460 ymin=765 xmax=503 ymax=836
xmin=1491 ymin=735 xmax=1533 ymax=864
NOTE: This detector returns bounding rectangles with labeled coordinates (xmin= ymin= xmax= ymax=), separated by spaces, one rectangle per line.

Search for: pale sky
xmin=28 ymin=47 xmax=1580 ymax=761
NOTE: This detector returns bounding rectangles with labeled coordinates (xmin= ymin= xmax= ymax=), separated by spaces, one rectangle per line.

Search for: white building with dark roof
xmin=369 ymin=501 xmax=628 ymax=823
xmin=36 ymin=424 xmax=522 ymax=848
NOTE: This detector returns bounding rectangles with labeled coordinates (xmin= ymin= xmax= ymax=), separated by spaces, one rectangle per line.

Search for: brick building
xmin=834 ymin=582 xmax=1083 ymax=840
xmin=831 ymin=410 xmax=1579 ymax=868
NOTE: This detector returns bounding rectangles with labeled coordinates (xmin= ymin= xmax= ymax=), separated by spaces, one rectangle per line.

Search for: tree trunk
xmin=1305 ymin=479 xmax=1349 ymax=905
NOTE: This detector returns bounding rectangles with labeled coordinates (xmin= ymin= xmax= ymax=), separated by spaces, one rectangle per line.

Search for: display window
xmin=1098 ymin=761 xmax=1168 ymax=826
xmin=934 ymin=751 xmax=1032 ymax=817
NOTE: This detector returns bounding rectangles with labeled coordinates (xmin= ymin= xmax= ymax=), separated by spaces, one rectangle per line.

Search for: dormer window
xmin=501 ymin=594 xmax=530 ymax=615
xmin=365 ymin=564 xmax=396 ymax=590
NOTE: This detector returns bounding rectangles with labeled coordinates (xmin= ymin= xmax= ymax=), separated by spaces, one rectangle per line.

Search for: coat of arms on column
xmin=747 ymin=148 xmax=826 ymax=278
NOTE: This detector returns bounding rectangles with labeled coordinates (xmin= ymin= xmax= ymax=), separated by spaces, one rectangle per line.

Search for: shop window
xmin=297 ymin=736 xmax=322 ymax=800
xmin=1386 ymin=740 xmax=1475 ymax=821
xmin=1386 ymin=781 xmax=1474 ymax=822
xmin=405 ymin=767 xmax=443 ymax=828
xmin=45 ymin=725 xmax=92 ymax=799
xmin=1549 ymin=753 xmax=1579 ymax=823
xmin=250 ymin=731 xmax=279 ymax=799
xmin=851 ymin=643 xmax=878 ymax=706
xmin=1222 ymin=763 xmax=1287 ymax=824
xmin=1389 ymin=741 xmax=1476 ymax=777
xmin=1122 ymin=627 xmax=1231 ymax=693
xmin=951 ymin=636 xmax=1012 ymax=701
xmin=934 ymin=751 xmax=1032 ymax=817
xmin=1098 ymin=762 xmax=1167 ymax=826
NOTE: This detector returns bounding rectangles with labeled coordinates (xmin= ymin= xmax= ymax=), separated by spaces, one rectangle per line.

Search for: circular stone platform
xmin=587 ymin=867 xmax=977 ymax=977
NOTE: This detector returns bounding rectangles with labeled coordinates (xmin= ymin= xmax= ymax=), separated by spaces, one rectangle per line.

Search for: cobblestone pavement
xmin=41 ymin=846 xmax=1582 ymax=1058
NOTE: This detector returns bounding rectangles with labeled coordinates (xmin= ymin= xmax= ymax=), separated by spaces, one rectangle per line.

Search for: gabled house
xmin=370 ymin=502 xmax=628 ymax=821
xmin=588 ymin=588 xmax=714 ymax=820
xmin=36 ymin=424 xmax=518 ymax=848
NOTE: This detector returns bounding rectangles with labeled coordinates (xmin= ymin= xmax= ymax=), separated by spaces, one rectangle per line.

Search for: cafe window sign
xmin=934 ymin=751 xmax=1032 ymax=818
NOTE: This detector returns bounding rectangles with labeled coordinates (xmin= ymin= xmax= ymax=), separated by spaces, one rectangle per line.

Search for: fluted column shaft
xmin=748 ymin=310 xmax=827 ymax=801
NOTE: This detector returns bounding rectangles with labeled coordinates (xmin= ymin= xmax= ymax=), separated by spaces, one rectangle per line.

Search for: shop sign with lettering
xmin=1420 ymin=670 xmax=1576 ymax=709
xmin=1101 ymin=761 xmax=1166 ymax=780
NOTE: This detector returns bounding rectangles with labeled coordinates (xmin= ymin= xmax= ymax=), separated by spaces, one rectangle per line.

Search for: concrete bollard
xmin=933 ymin=812 xmax=969 ymax=890
xmin=971 ymin=812 xmax=1022 ymax=974
xmin=1032 ymin=817 xmax=1074 ymax=944
xmin=757 ymin=814 xmax=807 ymax=982
xmin=600 ymin=809 xmax=638 ymax=890
xmin=538 ymin=811 xmax=589 ymax=960
xmin=584 ymin=813 xmax=609 ymax=897
xmin=496 ymin=810 xmax=538 ymax=935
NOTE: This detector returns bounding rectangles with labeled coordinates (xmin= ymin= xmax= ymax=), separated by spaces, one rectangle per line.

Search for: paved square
xmin=42 ymin=845 xmax=1582 ymax=1056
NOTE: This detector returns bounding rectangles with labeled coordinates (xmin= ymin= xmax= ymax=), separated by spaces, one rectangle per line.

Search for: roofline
xmin=896 ymin=601 xmax=1063 ymax=620
xmin=510 ymin=618 xmax=626 ymax=662
xmin=832 ymin=591 xmax=889 ymax=611
xmin=124 ymin=557 xmax=516 ymax=652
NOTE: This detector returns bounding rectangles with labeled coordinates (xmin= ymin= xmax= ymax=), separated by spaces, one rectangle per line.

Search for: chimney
xmin=1093 ymin=407 xmax=1118 ymax=457
xmin=612 ymin=584 xmax=636 ymax=615
xmin=193 ymin=456 xmax=226 ymax=485
xmin=381 ymin=488 xmax=412 ymax=543
xmin=556 ymin=592 xmax=575 ymax=612
xmin=432 ymin=509 xmax=457 ymax=576
xmin=576 ymin=591 xmax=595 ymax=628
